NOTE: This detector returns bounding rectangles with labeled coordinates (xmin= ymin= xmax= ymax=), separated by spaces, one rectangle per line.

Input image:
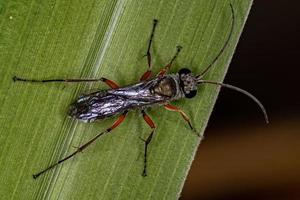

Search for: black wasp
xmin=13 ymin=3 xmax=268 ymax=179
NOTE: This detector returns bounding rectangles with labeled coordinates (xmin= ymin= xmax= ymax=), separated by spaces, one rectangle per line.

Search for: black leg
xmin=32 ymin=111 xmax=128 ymax=179
xmin=158 ymin=45 xmax=182 ymax=76
xmin=140 ymin=19 xmax=158 ymax=81
xmin=140 ymin=110 xmax=156 ymax=176
xmin=13 ymin=76 xmax=119 ymax=89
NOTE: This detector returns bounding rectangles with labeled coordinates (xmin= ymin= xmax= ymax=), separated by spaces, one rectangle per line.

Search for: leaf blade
xmin=0 ymin=0 xmax=253 ymax=199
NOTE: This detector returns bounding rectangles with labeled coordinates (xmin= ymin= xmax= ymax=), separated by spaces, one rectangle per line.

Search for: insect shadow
xmin=13 ymin=3 xmax=268 ymax=179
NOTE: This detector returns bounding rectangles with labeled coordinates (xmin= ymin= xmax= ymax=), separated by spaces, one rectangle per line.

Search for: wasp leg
xmin=32 ymin=111 xmax=128 ymax=179
xmin=140 ymin=19 xmax=158 ymax=81
xmin=12 ymin=76 xmax=119 ymax=89
xmin=140 ymin=110 xmax=156 ymax=177
xmin=158 ymin=45 xmax=182 ymax=76
xmin=163 ymin=104 xmax=196 ymax=131
xmin=99 ymin=77 xmax=119 ymax=89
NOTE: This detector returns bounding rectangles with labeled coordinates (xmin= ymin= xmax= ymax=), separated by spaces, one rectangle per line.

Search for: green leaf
xmin=0 ymin=0 xmax=252 ymax=199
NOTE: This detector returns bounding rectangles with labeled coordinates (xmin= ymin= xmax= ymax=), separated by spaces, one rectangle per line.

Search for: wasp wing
xmin=69 ymin=91 xmax=128 ymax=122
xmin=69 ymin=77 xmax=175 ymax=122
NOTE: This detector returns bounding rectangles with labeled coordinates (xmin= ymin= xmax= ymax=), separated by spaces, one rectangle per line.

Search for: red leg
xmin=163 ymin=104 xmax=194 ymax=130
xmin=140 ymin=70 xmax=152 ymax=81
xmin=100 ymin=77 xmax=119 ymax=89
xmin=140 ymin=19 xmax=158 ymax=81
xmin=13 ymin=76 xmax=119 ymax=89
xmin=32 ymin=111 xmax=128 ymax=179
xmin=158 ymin=46 xmax=182 ymax=76
xmin=140 ymin=110 xmax=156 ymax=177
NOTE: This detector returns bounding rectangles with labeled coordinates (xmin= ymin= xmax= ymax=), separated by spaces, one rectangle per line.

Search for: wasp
xmin=13 ymin=3 xmax=268 ymax=179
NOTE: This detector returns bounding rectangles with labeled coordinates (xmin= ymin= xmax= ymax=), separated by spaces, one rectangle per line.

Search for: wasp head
xmin=178 ymin=68 xmax=198 ymax=98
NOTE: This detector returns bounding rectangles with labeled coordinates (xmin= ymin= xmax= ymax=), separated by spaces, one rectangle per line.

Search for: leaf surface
xmin=0 ymin=0 xmax=252 ymax=199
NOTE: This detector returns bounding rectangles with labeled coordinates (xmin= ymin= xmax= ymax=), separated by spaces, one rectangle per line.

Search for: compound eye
xmin=184 ymin=90 xmax=197 ymax=98
xmin=178 ymin=68 xmax=191 ymax=75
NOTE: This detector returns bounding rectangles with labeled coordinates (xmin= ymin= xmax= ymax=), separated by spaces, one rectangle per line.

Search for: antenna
xmin=197 ymin=80 xmax=269 ymax=124
xmin=197 ymin=3 xmax=235 ymax=78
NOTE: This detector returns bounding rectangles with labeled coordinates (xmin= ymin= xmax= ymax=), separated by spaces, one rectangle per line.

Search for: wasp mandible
xmin=13 ymin=3 xmax=268 ymax=179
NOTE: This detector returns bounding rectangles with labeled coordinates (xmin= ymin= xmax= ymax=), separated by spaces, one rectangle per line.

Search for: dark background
xmin=182 ymin=1 xmax=300 ymax=199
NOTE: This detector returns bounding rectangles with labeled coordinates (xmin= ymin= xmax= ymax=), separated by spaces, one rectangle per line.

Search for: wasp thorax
xmin=178 ymin=68 xmax=197 ymax=98
xmin=152 ymin=77 xmax=177 ymax=97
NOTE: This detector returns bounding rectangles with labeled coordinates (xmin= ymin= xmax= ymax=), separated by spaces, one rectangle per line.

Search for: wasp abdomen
xmin=68 ymin=91 xmax=125 ymax=122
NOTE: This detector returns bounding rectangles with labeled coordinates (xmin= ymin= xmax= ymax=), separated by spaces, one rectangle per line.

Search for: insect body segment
xmin=68 ymin=91 xmax=124 ymax=122
xmin=69 ymin=74 xmax=185 ymax=123
xmin=178 ymin=68 xmax=198 ymax=98
xmin=13 ymin=3 xmax=269 ymax=179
